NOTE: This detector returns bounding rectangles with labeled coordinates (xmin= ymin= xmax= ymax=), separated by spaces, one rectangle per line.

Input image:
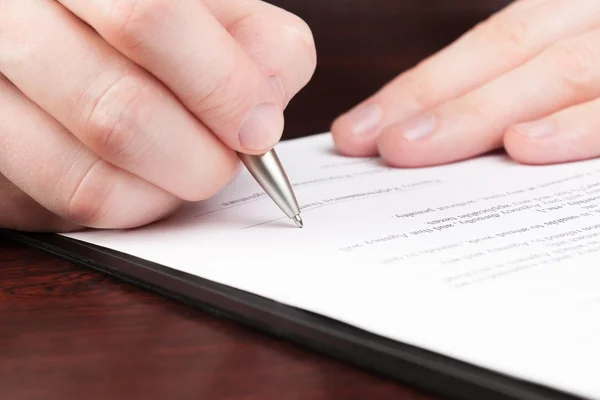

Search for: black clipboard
xmin=4 ymin=229 xmax=589 ymax=400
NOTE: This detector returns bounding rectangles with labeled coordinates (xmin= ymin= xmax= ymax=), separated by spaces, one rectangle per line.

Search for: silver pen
xmin=237 ymin=150 xmax=304 ymax=228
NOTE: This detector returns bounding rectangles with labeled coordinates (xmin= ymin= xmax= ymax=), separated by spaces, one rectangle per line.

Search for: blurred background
xmin=265 ymin=0 xmax=513 ymax=139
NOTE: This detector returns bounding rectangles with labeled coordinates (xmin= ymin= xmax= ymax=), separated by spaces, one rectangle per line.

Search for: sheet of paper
xmin=63 ymin=133 xmax=600 ymax=399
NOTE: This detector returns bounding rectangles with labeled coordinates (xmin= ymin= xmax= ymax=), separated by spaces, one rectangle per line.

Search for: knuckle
xmin=66 ymin=191 xmax=104 ymax=226
xmin=104 ymin=0 xmax=171 ymax=49
xmin=85 ymin=75 xmax=151 ymax=160
xmin=473 ymin=16 xmax=532 ymax=59
xmin=64 ymin=160 xmax=112 ymax=226
xmin=186 ymin=61 xmax=237 ymax=116
xmin=547 ymin=40 xmax=598 ymax=94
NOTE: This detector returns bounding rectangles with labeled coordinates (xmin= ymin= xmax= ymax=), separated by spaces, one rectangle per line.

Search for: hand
xmin=0 ymin=0 xmax=316 ymax=232
xmin=332 ymin=0 xmax=600 ymax=168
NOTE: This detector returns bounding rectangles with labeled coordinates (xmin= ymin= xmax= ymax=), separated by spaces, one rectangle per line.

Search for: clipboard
xmin=5 ymin=229 xmax=587 ymax=400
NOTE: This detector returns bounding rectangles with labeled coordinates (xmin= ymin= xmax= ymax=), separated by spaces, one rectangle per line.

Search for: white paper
xmin=63 ymin=133 xmax=600 ymax=399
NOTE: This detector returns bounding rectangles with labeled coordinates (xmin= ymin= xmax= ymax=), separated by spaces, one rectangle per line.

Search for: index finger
xmin=205 ymin=0 xmax=317 ymax=107
xmin=59 ymin=0 xmax=285 ymax=153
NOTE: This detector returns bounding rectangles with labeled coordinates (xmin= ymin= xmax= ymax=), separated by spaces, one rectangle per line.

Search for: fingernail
xmin=238 ymin=103 xmax=284 ymax=151
xmin=269 ymin=76 xmax=288 ymax=107
xmin=513 ymin=119 xmax=556 ymax=138
xmin=396 ymin=113 xmax=437 ymax=141
xmin=347 ymin=103 xmax=383 ymax=137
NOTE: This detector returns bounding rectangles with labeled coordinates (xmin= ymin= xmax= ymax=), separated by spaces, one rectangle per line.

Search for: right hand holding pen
xmin=0 ymin=0 xmax=316 ymax=232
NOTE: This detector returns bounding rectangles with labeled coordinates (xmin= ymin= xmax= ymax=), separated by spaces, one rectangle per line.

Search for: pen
xmin=237 ymin=150 xmax=304 ymax=228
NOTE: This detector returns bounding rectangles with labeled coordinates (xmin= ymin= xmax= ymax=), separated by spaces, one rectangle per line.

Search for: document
xmin=63 ymin=133 xmax=600 ymax=399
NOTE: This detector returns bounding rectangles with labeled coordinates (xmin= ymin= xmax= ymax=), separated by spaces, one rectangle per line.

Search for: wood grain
xmin=0 ymin=236 xmax=436 ymax=400
xmin=0 ymin=1 xmax=513 ymax=399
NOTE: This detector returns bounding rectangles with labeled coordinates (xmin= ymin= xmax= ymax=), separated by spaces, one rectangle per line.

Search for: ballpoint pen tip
xmin=293 ymin=215 xmax=304 ymax=228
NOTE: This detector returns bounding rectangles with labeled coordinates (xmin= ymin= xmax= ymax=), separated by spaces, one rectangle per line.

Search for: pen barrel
xmin=238 ymin=150 xmax=301 ymax=219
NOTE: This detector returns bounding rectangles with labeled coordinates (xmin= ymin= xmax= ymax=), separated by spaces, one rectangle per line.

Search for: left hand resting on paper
xmin=332 ymin=0 xmax=600 ymax=167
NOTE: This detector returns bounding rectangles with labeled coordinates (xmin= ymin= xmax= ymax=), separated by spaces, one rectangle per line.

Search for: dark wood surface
xmin=1 ymin=1 xmax=512 ymax=399
xmin=0 ymin=237 xmax=437 ymax=400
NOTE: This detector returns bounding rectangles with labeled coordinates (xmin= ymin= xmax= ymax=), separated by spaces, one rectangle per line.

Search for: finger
xmin=0 ymin=173 xmax=81 ymax=233
xmin=376 ymin=27 xmax=600 ymax=167
xmin=331 ymin=0 xmax=600 ymax=156
xmin=0 ymin=71 xmax=180 ymax=229
xmin=204 ymin=0 xmax=317 ymax=107
xmin=505 ymin=96 xmax=600 ymax=164
xmin=0 ymin=0 xmax=238 ymax=201
xmin=58 ymin=0 xmax=285 ymax=153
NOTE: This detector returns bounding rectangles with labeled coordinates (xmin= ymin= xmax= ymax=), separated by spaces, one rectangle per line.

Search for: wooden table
xmin=0 ymin=1 xmax=512 ymax=399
